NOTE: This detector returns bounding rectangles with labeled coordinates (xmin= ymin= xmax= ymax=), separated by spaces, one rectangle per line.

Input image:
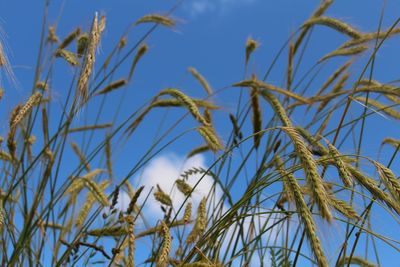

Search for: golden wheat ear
xmin=373 ymin=161 xmax=400 ymax=202
xmin=76 ymin=13 xmax=105 ymax=108
xmin=125 ymin=215 xmax=135 ymax=267
xmin=303 ymin=16 xmax=363 ymax=39
xmin=282 ymin=127 xmax=333 ymax=222
xmin=274 ymin=156 xmax=328 ymax=267
xmin=135 ymin=14 xmax=175 ymax=28
xmin=58 ymin=27 xmax=81 ymax=50
xmin=188 ymin=67 xmax=213 ymax=95
xmin=154 ymin=186 xmax=173 ymax=206
xmin=245 ymin=37 xmax=259 ymax=65
xmin=186 ymin=197 xmax=207 ymax=244
xmin=157 ymin=221 xmax=172 ymax=267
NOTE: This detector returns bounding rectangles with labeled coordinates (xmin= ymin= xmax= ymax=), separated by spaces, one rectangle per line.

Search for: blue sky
xmin=1 ymin=0 xmax=400 ymax=265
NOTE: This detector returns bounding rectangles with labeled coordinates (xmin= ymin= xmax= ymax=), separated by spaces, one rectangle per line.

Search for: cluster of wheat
xmin=0 ymin=0 xmax=399 ymax=266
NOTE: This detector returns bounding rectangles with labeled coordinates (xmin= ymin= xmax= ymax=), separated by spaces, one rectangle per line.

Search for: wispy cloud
xmin=185 ymin=0 xmax=257 ymax=16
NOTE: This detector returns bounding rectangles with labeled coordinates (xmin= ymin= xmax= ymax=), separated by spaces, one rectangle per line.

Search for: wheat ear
xmin=234 ymin=78 xmax=309 ymax=104
xmin=96 ymin=79 xmax=127 ymax=95
xmin=275 ymin=156 xmax=328 ymax=267
xmin=303 ymin=16 xmax=363 ymax=38
xmin=75 ymin=180 xmax=109 ymax=227
xmin=187 ymin=145 xmax=211 ymax=158
xmin=188 ymin=67 xmax=213 ymax=95
xmin=319 ymin=45 xmax=368 ymax=62
xmin=128 ymin=44 xmax=148 ymax=81
xmin=282 ymin=127 xmax=332 ymax=221
xmin=47 ymin=26 xmax=59 ymax=43
xmin=157 ymin=221 xmax=171 ymax=267
xmin=58 ymin=27 xmax=81 ymax=49
xmin=337 ymin=256 xmax=376 ymax=267
xmin=158 ymin=88 xmax=210 ymax=126
xmin=293 ymin=0 xmax=333 ymax=53
xmin=197 ymin=126 xmax=223 ymax=152
xmin=373 ymin=161 xmax=400 ymax=202
xmin=245 ymin=37 xmax=259 ymax=65
xmin=135 ymin=14 xmax=175 ymax=28
xmin=186 ymin=197 xmax=207 ymax=244
xmin=125 ymin=215 xmax=135 ymax=267
xmin=354 ymin=97 xmax=400 ymax=119
xmin=176 ymin=179 xmax=193 ymax=197
xmin=154 ymin=186 xmax=172 ymax=206
xmin=326 ymin=141 xmax=353 ymax=187
xmin=70 ymin=142 xmax=90 ymax=171
xmin=55 ymin=49 xmax=79 ymax=66
xmin=382 ymin=137 xmax=400 ymax=148
xmin=76 ymin=13 xmax=105 ymax=106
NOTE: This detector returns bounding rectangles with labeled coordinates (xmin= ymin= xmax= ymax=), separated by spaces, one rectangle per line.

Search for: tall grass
xmin=0 ymin=0 xmax=399 ymax=266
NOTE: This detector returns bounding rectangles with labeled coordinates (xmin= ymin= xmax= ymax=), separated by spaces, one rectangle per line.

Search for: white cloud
xmin=127 ymin=152 xmax=286 ymax=265
xmin=186 ymin=0 xmax=256 ymax=16
xmin=136 ymin=153 xmax=221 ymax=219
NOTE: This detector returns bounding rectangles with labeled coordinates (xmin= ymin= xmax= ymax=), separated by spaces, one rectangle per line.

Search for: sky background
xmin=1 ymin=0 xmax=400 ymax=265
